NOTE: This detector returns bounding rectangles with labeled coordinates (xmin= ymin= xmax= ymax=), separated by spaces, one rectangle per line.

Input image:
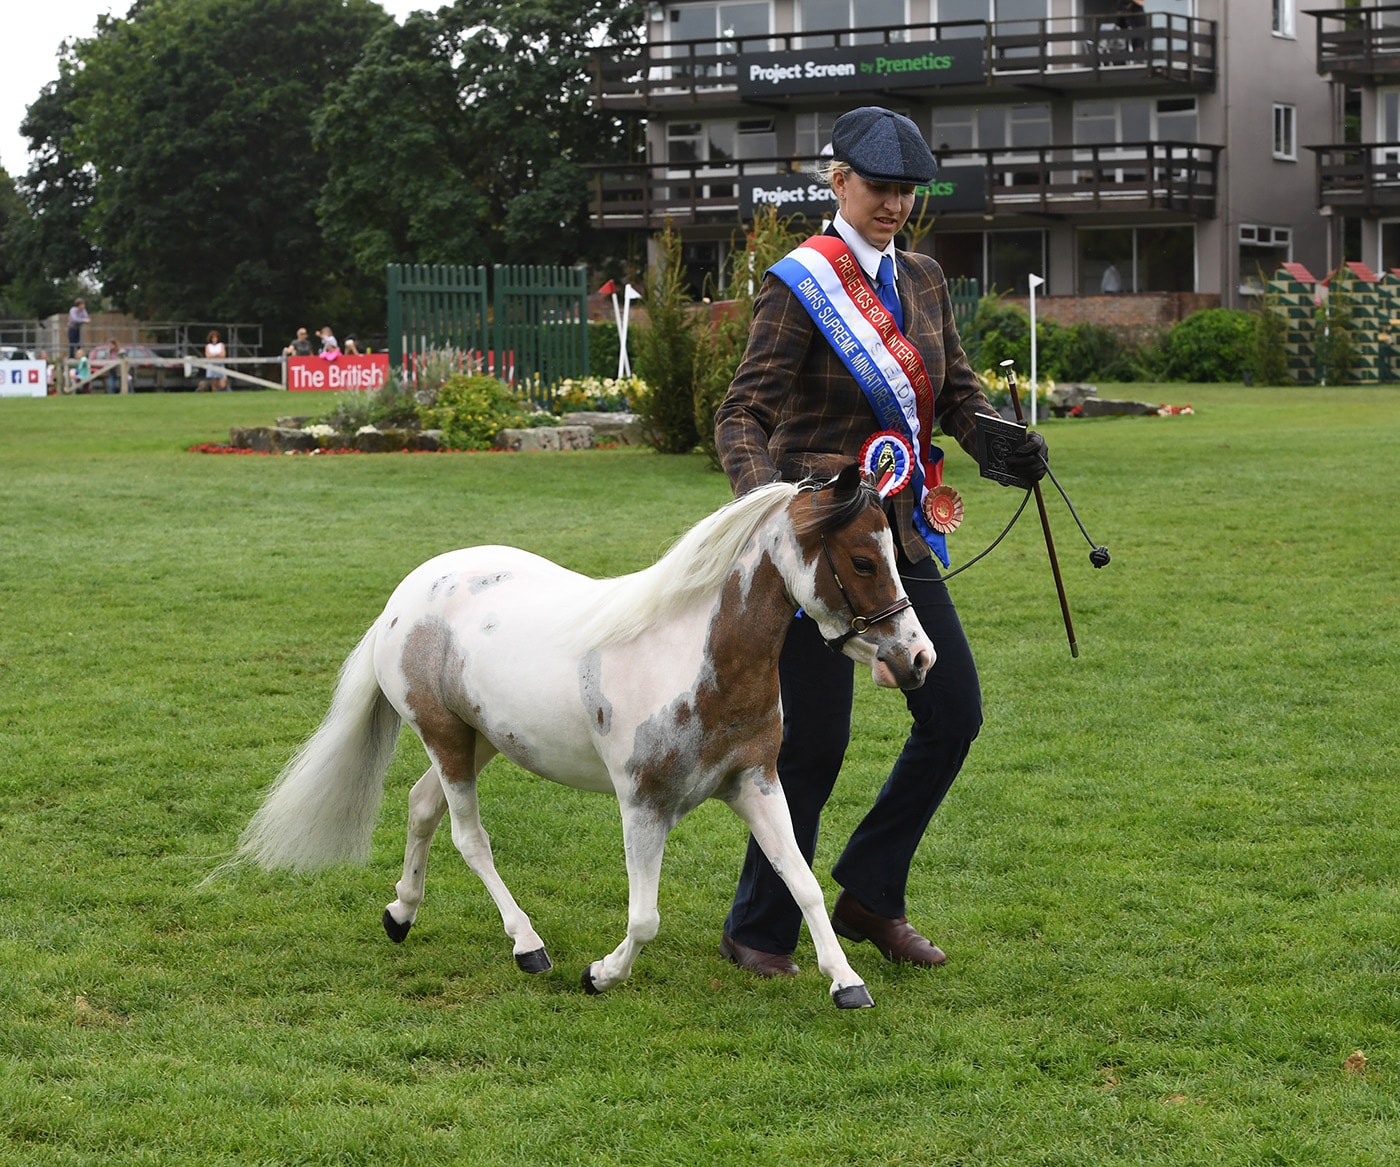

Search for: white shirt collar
xmin=832 ymin=211 xmax=897 ymax=284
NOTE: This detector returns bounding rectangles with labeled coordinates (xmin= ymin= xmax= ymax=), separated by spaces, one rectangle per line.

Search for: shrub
xmin=633 ymin=222 xmax=702 ymax=454
xmin=1247 ymin=291 xmax=1291 ymax=386
xmin=965 ymin=292 xmax=1033 ymax=372
xmin=416 ymin=374 xmax=543 ymax=450
xmin=1163 ymin=308 xmax=1255 ymax=382
xmin=588 ymin=320 xmax=622 ymax=381
xmin=314 ymin=373 xmax=422 ymax=432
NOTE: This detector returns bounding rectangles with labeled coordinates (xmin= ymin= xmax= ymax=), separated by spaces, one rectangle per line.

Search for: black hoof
xmin=382 ymin=908 xmax=412 ymax=944
xmin=832 ymin=983 xmax=875 ymax=1009
xmin=581 ymin=966 xmax=602 ymax=995
xmin=515 ymin=947 xmax=552 ymax=974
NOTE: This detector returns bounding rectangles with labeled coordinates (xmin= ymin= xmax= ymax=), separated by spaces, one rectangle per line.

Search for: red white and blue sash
xmin=769 ymin=235 xmax=950 ymax=565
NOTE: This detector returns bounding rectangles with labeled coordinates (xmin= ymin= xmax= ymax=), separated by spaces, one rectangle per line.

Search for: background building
xmin=589 ymin=0 xmax=1331 ymax=309
xmin=1310 ymin=5 xmax=1400 ymax=277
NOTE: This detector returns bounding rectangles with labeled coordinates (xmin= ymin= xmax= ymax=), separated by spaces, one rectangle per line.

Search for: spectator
xmin=283 ymin=327 xmax=314 ymax=357
xmin=318 ymin=326 xmax=339 ymax=356
xmin=70 ymin=349 xmax=91 ymax=394
xmin=67 ymin=298 xmax=90 ymax=357
xmin=1117 ymin=0 xmax=1147 ymax=54
xmin=103 ymin=337 xmax=124 ymax=394
xmin=205 ymin=330 xmax=229 ymax=392
xmin=343 ymin=336 xmax=360 ymax=355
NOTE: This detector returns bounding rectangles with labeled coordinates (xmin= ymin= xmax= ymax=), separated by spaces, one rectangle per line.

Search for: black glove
xmin=1003 ymin=429 xmax=1048 ymax=485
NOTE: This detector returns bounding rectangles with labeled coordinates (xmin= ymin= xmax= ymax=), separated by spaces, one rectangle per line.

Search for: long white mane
xmin=567 ymin=481 xmax=799 ymax=650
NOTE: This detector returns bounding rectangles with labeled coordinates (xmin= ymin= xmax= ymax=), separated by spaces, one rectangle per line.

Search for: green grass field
xmin=2 ymin=386 xmax=1398 ymax=1165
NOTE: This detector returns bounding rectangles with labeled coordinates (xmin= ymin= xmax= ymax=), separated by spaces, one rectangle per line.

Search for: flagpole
xmin=1028 ymin=273 xmax=1044 ymax=427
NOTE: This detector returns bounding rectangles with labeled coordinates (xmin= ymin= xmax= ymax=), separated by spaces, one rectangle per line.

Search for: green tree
xmin=20 ymin=0 xmax=390 ymax=339
xmin=314 ymin=0 xmax=646 ymax=279
xmin=6 ymin=65 xmax=99 ymax=320
xmin=692 ymin=207 xmax=805 ymax=469
xmin=634 ymin=222 xmax=701 ymax=454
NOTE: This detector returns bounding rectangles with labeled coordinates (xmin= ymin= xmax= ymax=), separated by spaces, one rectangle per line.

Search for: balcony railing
xmin=588 ymin=142 xmax=1221 ymax=229
xmin=590 ymin=15 xmax=1216 ymax=107
xmin=1311 ymin=5 xmax=1400 ymax=78
xmin=1309 ymin=143 xmax=1400 ymax=208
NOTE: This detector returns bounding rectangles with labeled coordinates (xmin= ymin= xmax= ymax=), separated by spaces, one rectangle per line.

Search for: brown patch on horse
xmin=400 ymin=617 xmax=478 ymax=786
xmin=627 ymin=553 xmax=788 ymax=811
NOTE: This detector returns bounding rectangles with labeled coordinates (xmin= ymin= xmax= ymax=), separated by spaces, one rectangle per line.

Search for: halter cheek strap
xmin=818 ymin=533 xmax=912 ymax=651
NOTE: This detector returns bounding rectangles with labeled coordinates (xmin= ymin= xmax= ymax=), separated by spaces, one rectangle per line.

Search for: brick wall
xmin=1003 ymin=292 xmax=1221 ymax=343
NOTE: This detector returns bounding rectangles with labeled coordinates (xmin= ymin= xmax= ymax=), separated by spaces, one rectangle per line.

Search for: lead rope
xmin=941 ymin=455 xmax=1110 ymax=581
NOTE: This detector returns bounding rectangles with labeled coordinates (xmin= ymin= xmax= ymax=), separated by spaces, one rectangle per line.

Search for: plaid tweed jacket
xmin=714 ymin=246 xmax=998 ymax=564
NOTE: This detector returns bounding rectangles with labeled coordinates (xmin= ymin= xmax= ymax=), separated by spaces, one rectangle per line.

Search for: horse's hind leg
xmin=727 ymin=773 xmax=873 ymax=1009
xmin=383 ymin=767 xmax=448 ymax=943
xmin=581 ymin=803 xmax=669 ymax=995
xmin=436 ymin=749 xmax=551 ymax=974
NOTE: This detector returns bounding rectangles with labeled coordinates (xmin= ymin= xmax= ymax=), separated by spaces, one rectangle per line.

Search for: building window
xmin=1239 ymin=224 xmax=1292 ymax=294
xmin=1077 ymin=225 xmax=1197 ymax=294
xmin=798 ymin=0 xmax=906 ymax=47
xmin=1272 ymin=0 xmax=1294 ymax=38
xmin=932 ymin=229 xmax=1047 ymax=296
xmin=669 ymin=3 xmax=771 ymax=50
xmin=1272 ymin=105 xmax=1297 ymax=161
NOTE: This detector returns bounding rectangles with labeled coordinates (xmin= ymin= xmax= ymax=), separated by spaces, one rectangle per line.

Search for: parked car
xmin=86 ymin=342 xmax=188 ymax=390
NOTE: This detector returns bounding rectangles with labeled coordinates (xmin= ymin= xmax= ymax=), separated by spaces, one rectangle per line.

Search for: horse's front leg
xmin=383 ymin=766 xmax=447 ymax=942
xmin=727 ymin=772 xmax=874 ymax=1009
xmin=581 ymin=804 xmax=669 ymax=995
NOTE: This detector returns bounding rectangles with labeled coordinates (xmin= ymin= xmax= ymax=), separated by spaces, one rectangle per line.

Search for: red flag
xmin=597 ymin=279 xmax=617 ymax=296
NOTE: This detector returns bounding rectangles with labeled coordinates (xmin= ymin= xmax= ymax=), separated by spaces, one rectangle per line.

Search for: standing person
xmin=714 ymin=106 xmax=1049 ymax=978
xmin=1117 ymin=0 xmax=1147 ymax=54
xmin=103 ymin=337 xmax=124 ymax=394
xmin=67 ymin=298 xmax=90 ymax=358
xmin=204 ymin=330 xmax=229 ymax=392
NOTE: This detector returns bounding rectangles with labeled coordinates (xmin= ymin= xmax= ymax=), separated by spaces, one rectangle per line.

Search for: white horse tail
xmin=235 ymin=623 xmax=401 ymax=871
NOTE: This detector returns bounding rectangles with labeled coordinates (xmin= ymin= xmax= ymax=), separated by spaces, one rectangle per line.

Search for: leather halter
xmin=817 ymin=531 xmax=912 ymax=652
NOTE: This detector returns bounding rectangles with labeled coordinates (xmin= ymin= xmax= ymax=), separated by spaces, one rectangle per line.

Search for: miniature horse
xmin=234 ymin=464 xmax=934 ymax=1008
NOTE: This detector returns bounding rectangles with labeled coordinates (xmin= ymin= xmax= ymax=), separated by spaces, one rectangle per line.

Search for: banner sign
xmin=736 ymin=41 xmax=984 ymax=97
xmin=917 ymin=164 xmax=988 ymax=214
xmin=287 ymin=353 xmax=390 ymax=392
xmin=740 ymin=175 xmax=839 ymax=219
xmin=0 ymin=360 xmax=49 ymax=397
xmin=740 ymin=166 xmax=986 ymax=219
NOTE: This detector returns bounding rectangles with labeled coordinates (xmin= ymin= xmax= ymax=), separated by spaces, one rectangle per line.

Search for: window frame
xmin=1272 ymin=0 xmax=1295 ymax=39
xmin=1272 ymin=103 xmax=1297 ymax=162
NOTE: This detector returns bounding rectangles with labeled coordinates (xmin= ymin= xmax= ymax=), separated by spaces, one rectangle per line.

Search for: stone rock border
xmin=225 ymin=411 xmax=645 ymax=454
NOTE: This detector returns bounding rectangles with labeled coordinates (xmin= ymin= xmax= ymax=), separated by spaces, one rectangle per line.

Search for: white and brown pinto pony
xmin=234 ymin=463 xmax=934 ymax=1008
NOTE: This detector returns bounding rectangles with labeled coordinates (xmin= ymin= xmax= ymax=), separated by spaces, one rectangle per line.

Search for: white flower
xmin=303 ymin=423 xmax=335 ymax=437
xmin=356 ymin=425 xmax=381 ymax=435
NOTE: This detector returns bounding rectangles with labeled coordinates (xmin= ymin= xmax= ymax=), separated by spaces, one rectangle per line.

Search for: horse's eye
xmin=851 ymin=556 xmax=877 ymax=576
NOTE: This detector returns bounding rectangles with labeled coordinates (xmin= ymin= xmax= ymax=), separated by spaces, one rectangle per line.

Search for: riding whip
xmin=996 ymin=359 xmax=1111 ymax=658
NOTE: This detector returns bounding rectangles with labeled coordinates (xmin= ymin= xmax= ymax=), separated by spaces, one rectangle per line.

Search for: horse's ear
xmin=833 ymin=461 xmax=863 ymax=498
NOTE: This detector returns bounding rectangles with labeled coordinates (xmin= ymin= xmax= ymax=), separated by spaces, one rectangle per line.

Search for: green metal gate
xmin=387 ymin=263 xmax=590 ymax=407
xmin=948 ymin=277 xmax=980 ymax=337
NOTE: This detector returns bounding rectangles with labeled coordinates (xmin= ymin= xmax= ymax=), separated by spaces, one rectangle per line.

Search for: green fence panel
xmin=387 ymin=263 xmax=490 ymax=371
xmin=493 ymin=264 xmax=591 ymax=409
xmin=948 ymin=276 xmax=980 ymax=338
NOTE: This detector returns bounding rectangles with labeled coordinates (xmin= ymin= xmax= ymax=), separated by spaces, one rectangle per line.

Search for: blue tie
xmin=876 ymin=254 xmax=904 ymax=333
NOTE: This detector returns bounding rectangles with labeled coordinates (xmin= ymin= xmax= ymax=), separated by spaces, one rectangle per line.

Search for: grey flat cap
xmin=830 ymin=107 xmax=937 ymax=185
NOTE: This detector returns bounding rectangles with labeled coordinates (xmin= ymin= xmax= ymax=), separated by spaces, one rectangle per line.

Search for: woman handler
xmin=715 ymin=107 xmax=1048 ymax=977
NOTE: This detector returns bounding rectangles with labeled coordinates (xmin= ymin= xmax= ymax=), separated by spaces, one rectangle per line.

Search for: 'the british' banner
xmin=287 ymin=354 xmax=390 ymax=392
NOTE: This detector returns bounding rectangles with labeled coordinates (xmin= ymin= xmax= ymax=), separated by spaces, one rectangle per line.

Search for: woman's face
xmin=833 ymin=169 xmax=916 ymax=251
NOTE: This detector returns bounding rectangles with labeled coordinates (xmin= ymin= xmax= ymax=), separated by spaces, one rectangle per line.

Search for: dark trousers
xmin=724 ymin=555 xmax=983 ymax=954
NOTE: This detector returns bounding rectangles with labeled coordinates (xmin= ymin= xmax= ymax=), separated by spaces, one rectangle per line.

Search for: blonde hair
xmin=817 ymin=158 xmax=852 ymax=187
